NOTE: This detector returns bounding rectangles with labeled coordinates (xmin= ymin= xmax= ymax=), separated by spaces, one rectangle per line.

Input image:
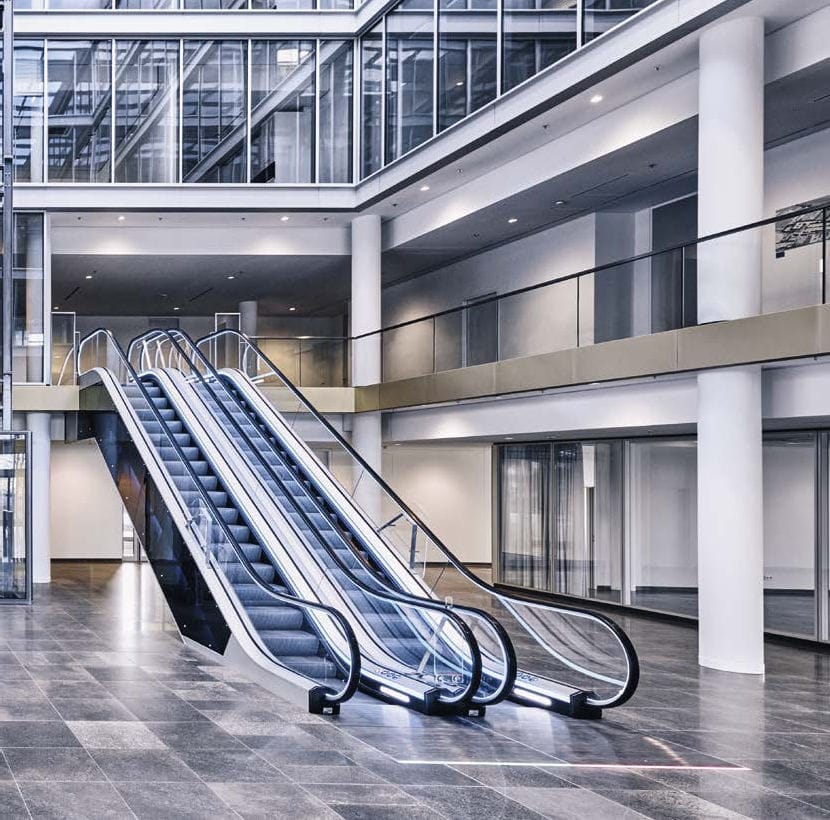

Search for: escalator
xmin=185 ymin=328 xmax=640 ymax=718
xmin=79 ymin=330 xmax=514 ymax=716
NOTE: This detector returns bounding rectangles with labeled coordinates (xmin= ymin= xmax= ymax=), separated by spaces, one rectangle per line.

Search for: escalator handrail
xmin=129 ymin=328 xmax=505 ymax=706
xmin=77 ymin=328 xmax=362 ymax=705
xmin=197 ymin=328 xmax=640 ymax=709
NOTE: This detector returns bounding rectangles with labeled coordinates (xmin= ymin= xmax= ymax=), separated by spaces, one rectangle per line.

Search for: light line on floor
xmin=394 ymin=760 xmax=751 ymax=770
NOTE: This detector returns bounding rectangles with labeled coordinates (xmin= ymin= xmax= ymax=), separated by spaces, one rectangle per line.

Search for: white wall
xmin=381 ymin=443 xmax=492 ymax=564
xmin=50 ymin=439 xmax=123 ymax=559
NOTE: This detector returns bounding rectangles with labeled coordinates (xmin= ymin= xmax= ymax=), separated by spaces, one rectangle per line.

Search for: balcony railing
xmin=50 ymin=204 xmax=828 ymax=391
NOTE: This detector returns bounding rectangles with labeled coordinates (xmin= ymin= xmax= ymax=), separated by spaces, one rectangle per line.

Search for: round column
xmin=26 ymin=411 xmax=51 ymax=584
xmin=696 ymin=16 xmax=765 ymax=675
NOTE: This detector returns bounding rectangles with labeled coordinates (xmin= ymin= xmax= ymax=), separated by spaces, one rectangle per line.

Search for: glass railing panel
xmin=382 ymin=318 xmax=436 ymax=381
xmin=0 ymin=434 xmax=31 ymax=603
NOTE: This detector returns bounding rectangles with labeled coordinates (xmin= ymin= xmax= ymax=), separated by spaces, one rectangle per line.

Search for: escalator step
xmin=248 ymin=608 xmax=304 ymax=630
xmin=279 ymin=656 xmax=339 ymax=680
xmin=224 ymin=561 xmax=275 ymax=584
xmin=233 ymin=583 xmax=291 ymax=604
xmin=261 ymin=630 xmax=321 ymax=656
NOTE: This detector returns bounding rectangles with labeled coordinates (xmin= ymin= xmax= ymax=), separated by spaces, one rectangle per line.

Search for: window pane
xmin=502 ymin=0 xmax=576 ymax=93
xmin=0 ymin=436 xmax=30 ymax=602
xmin=763 ymin=434 xmax=816 ymax=637
xmin=182 ymin=41 xmax=247 ymax=183
xmin=628 ymin=439 xmax=698 ymax=616
xmin=12 ymin=214 xmax=46 ymax=384
xmin=583 ymin=0 xmax=657 ymax=43
xmin=15 ymin=41 xmax=45 ymax=183
xmin=250 ymin=40 xmax=315 ymax=184
xmin=498 ymin=443 xmax=552 ymax=590
xmin=115 ymin=0 xmax=176 ymax=8
xmin=438 ymin=0 xmax=497 ymax=132
xmin=115 ymin=40 xmax=179 ymax=183
xmin=251 ymin=0 xmax=316 ymax=7
xmin=318 ymin=40 xmax=353 ymax=183
xmin=360 ymin=24 xmax=383 ymax=177
xmin=48 ymin=41 xmax=112 ymax=183
xmin=48 ymin=1 xmax=112 ymax=8
xmin=386 ymin=0 xmax=434 ymax=164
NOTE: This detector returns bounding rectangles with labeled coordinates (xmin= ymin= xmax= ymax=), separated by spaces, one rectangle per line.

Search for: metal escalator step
xmin=281 ymin=656 xmax=339 ymax=680
xmin=261 ymin=630 xmax=321 ymax=656
xmin=160 ymin=446 xmax=200 ymax=461
xmin=233 ymin=583 xmax=290 ymax=604
xmin=248 ymin=608 xmax=304 ymax=630
xmin=149 ymin=432 xmax=192 ymax=447
xmin=224 ymin=561 xmax=275 ymax=584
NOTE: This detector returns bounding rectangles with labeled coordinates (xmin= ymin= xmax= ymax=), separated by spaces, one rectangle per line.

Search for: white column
xmin=239 ymin=300 xmax=258 ymax=338
xmin=350 ymin=215 xmax=383 ymax=518
xmin=696 ymin=16 xmax=765 ymax=675
xmin=27 ymin=412 xmax=51 ymax=584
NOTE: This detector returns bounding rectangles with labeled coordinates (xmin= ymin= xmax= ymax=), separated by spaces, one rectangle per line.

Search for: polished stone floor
xmin=1 ymin=563 xmax=830 ymax=818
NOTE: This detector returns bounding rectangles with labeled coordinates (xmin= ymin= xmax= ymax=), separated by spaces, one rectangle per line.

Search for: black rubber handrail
xmin=78 ymin=328 xmax=362 ymax=707
xmin=198 ymin=327 xmax=640 ymax=708
xmin=129 ymin=328 xmax=505 ymax=707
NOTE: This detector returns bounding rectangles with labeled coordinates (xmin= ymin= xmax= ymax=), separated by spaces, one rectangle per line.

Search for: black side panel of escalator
xmin=78 ymin=411 xmax=232 ymax=654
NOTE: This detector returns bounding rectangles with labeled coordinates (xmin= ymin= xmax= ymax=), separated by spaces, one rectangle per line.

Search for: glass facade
xmin=496 ymin=432 xmax=830 ymax=641
xmin=12 ymin=214 xmax=47 ymax=385
xmin=9 ymin=1 xmax=654 ymax=183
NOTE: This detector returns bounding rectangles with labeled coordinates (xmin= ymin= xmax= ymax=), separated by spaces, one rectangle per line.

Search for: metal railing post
xmin=2 ymin=0 xmax=14 ymax=431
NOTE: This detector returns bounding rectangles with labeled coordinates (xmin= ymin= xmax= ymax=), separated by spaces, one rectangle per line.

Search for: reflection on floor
xmin=0 ymin=562 xmax=829 ymax=818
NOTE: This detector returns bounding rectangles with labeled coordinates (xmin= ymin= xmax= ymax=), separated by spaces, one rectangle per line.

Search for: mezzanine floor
xmin=0 ymin=562 xmax=829 ymax=819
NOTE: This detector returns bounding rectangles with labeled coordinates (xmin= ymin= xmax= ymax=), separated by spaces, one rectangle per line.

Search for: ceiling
xmin=52 ymin=254 xmax=350 ymax=316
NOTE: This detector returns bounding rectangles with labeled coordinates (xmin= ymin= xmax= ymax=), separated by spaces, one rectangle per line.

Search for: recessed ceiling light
xmin=455 ymin=81 xmax=464 ymax=87
xmin=85 ymin=274 xmax=93 ymax=280
xmin=53 ymin=305 xmax=59 ymax=310
xmin=280 ymin=216 xmax=290 ymax=222
xmin=555 ymin=199 xmax=567 ymax=206
xmin=288 ymin=306 xmax=296 ymax=312
xmin=173 ymin=307 xmax=180 ymax=312
xmin=117 ymin=215 xmax=125 ymax=222
xmin=227 ymin=275 xmax=235 ymax=280
xmin=419 ymin=185 xmax=430 ymax=192
xmin=508 ymin=217 xmax=518 ymax=224
xmin=590 ymin=94 xmax=604 ymax=104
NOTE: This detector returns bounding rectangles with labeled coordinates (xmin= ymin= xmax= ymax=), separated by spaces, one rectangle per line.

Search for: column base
xmin=699 ymin=655 xmax=765 ymax=676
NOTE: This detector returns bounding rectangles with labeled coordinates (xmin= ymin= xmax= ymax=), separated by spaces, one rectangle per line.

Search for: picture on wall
xmin=775 ymin=196 xmax=830 ymax=258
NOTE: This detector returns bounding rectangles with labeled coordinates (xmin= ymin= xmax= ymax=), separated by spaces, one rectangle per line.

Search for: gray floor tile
xmin=279 ymin=764 xmax=385 ymax=785
xmin=144 ymin=720 xmax=247 ymax=750
xmin=209 ymin=781 xmax=340 ymax=819
xmin=176 ymin=748 xmax=288 ymax=783
xmin=67 ymin=721 xmax=166 ymax=750
xmin=116 ymin=697 xmax=209 ymax=722
xmin=0 ymin=783 xmax=27 ymax=816
xmin=0 ymin=721 xmax=82 ymax=748
xmin=51 ymin=699 xmax=138 ymax=722
xmin=115 ymin=780 xmax=238 ymax=819
xmin=90 ymin=749 xmax=201 ymax=782
xmin=5 ymin=748 xmax=105 ymax=782
xmin=404 ymin=784 xmax=547 ymax=819
xmin=19 ymin=781 xmax=134 ymax=819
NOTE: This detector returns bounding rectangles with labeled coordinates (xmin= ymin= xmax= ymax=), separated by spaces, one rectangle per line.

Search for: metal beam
xmin=2 ymin=0 xmax=13 ymax=431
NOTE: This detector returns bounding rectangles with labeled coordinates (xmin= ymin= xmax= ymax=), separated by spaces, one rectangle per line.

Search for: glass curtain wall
xmin=497 ymin=441 xmax=622 ymax=602
xmin=114 ymin=40 xmax=179 ymax=183
xmin=250 ymin=40 xmax=316 ymax=183
xmin=385 ymin=0 xmax=434 ymax=164
xmin=47 ymin=41 xmax=112 ymax=183
xmin=14 ymin=41 xmax=45 ymax=183
xmin=583 ymin=0 xmax=653 ymax=42
xmin=497 ymin=432 xmax=830 ymax=640
xmin=502 ymin=0 xmax=577 ymax=93
xmin=182 ymin=40 xmax=247 ymax=183
xmin=318 ymin=40 xmax=354 ymax=183
xmin=11 ymin=214 xmax=47 ymax=385
xmin=437 ymin=0 xmax=497 ymax=132
xmin=360 ymin=24 xmax=383 ymax=177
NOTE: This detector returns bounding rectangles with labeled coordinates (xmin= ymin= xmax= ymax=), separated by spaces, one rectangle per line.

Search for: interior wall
xmin=381 ymin=443 xmax=492 ymax=565
xmin=50 ymin=439 xmax=123 ymax=560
